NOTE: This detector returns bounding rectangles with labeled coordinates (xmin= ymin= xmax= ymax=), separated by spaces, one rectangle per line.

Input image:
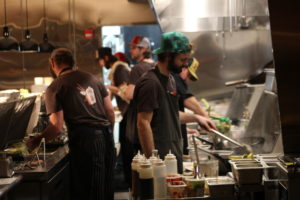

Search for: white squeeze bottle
xmin=164 ymin=150 xmax=178 ymax=175
xmin=153 ymin=159 xmax=167 ymax=199
xmin=149 ymin=149 xmax=158 ymax=165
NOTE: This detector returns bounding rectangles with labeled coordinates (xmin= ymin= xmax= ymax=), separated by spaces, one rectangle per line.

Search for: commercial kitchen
xmin=0 ymin=0 xmax=299 ymax=199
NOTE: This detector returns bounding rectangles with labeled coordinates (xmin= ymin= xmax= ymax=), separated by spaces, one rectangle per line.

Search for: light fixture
xmin=39 ymin=0 xmax=55 ymax=52
xmin=0 ymin=0 xmax=19 ymax=51
xmin=20 ymin=0 xmax=39 ymax=52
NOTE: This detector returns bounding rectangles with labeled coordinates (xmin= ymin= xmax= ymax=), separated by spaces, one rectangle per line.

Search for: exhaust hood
xmin=149 ymin=0 xmax=270 ymax=32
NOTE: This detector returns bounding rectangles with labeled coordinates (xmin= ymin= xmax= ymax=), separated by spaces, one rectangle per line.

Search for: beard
xmin=168 ymin=57 xmax=183 ymax=74
xmin=49 ymin=66 xmax=57 ymax=79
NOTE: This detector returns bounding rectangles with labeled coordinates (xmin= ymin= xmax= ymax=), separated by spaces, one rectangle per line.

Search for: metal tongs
xmin=210 ymin=129 xmax=252 ymax=154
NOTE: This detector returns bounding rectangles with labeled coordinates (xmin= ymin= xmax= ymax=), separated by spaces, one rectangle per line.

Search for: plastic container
xmin=166 ymin=174 xmax=182 ymax=184
xmin=205 ymin=176 xmax=235 ymax=198
xmin=167 ymin=181 xmax=187 ymax=198
xmin=139 ymin=160 xmax=154 ymax=200
xmin=199 ymin=159 xmax=219 ymax=177
xmin=185 ymin=178 xmax=205 ymax=197
xmin=153 ymin=159 xmax=167 ymax=199
xmin=164 ymin=151 xmax=178 ymax=175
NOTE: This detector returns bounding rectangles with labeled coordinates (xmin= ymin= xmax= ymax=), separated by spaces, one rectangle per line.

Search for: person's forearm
xmin=137 ymin=118 xmax=155 ymax=158
xmin=184 ymin=97 xmax=209 ymax=117
xmin=107 ymin=109 xmax=115 ymax=124
xmin=125 ymin=84 xmax=135 ymax=100
xmin=106 ymin=85 xmax=119 ymax=95
xmin=39 ymin=123 xmax=62 ymax=142
xmin=179 ymin=111 xmax=198 ymax=124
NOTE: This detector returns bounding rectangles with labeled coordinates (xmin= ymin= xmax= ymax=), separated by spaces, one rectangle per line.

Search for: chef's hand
xmin=195 ymin=115 xmax=217 ymax=132
xmin=186 ymin=128 xmax=200 ymax=136
xmin=25 ymin=135 xmax=42 ymax=153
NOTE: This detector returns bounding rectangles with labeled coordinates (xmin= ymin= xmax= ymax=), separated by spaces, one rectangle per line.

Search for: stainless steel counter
xmin=5 ymin=144 xmax=70 ymax=200
xmin=14 ymin=144 xmax=69 ymax=181
xmin=0 ymin=175 xmax=22 ymax=198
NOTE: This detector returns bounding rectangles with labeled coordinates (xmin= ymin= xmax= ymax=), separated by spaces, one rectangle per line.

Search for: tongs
xmin=192 ymin=137 xmax=231 ymax=172
xmin=210 ymin=129 xmax=252 ymax=154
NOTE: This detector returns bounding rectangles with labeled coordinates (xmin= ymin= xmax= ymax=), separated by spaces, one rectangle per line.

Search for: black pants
xmin=68 ymin=125 xmax=116 ymax=200
xmin=119 ymin=113 xmax=135 ymax=188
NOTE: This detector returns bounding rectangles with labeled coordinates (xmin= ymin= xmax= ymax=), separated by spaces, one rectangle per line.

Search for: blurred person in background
xmin=97 ymin=48 xmax=132 ymax=187
xmin=125 ymin=35 xmax=155 ymax=100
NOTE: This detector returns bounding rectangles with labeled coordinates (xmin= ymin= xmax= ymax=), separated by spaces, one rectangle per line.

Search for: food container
xmin=199 ymin=159 xmax=219 ymax=177
xmin=185 ymin=178 xmax=205 ymax=197
xmin=263 ymin=161 xmax=280 ymax=180
xmin=206 ymin=176 xmax=235 ymax=198
xmin=167 ymin=181 xmax=187 ymax=198
xmin=231 ymin=161 xmax=266 ymax=185
xmin=166 ymin=174 xmax=182 ymax=183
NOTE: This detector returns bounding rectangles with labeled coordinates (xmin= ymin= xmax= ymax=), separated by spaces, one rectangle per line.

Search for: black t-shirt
xmin=113 ymin=64 xmax=130 ymax=114
xmin=129 ymin=61 xmax=154 ymax=85
xmin=172 ymin=73 xmax=193 ymax=112
xmin=128 ymin=67 xmax=183 ymax=172
xmin=45 ymin=70 xmax=111 ymax=127
xmin=172 ymin=73 xmax=194 ymax=154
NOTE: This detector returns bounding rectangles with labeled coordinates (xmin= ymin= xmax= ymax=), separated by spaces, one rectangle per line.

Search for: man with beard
xmin=129 ymin=32 xmax=216 ymax=173
xmin=26 ymin=48 xmax=116 ymax=200
xmin=125 ymin=35 xmax=155 ymax=100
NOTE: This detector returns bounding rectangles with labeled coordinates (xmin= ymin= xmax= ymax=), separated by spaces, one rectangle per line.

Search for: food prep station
xmin=0 ymin=0 xmax=300 ymax=199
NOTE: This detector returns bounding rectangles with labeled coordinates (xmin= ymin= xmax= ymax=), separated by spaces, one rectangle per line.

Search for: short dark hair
xmin=50 ymin=48 xmax=74 ymax=67
xmin=107 ymin=55 xmax=118 ymax=66
xmin=98 ymin=47 xmax=112 ymax=59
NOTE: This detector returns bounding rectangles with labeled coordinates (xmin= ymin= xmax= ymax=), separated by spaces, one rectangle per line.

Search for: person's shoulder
xmin=136 ymin=70 xmax=159 ymax=87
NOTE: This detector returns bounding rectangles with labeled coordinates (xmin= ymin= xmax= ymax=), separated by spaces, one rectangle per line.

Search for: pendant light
xmin=20 ymin=0 xmax=39 ymax=52
xmin=39 ymin=0 xmax=55 ymax=52
xmin=0 ymin=0 xmax=19 ymax=51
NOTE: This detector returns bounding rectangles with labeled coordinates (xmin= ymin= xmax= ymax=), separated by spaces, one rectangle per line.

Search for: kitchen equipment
xmin=230 ymin=160 xmax=266 ymax=185
xmin=210 ymin=129 xmax=252 ymax=154
xmin=205 ymin=176 xmax=235 ymax=198
xmin=195 ymin=146 xmax=231 ymax=175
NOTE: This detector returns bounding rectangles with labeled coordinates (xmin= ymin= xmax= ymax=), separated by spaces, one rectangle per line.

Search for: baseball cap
xmin=128 ymin=36 xmax=150 ymax=48
xmin=187 ymin=57 xmax=199 ymax=81
xmin=97 ymin=47 xmax=112 ymax=59
xmin=114 ymin=52 xmax=128 ymax=63
xmin=153 ymin=32 xmax=192 ymax=54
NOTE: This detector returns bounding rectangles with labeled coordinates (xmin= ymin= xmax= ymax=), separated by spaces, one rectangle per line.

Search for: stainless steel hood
xmin=150 ymin=0 xmax=273 ymax=98
xmin=149 ymin=0 xmax=270 ymax=32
